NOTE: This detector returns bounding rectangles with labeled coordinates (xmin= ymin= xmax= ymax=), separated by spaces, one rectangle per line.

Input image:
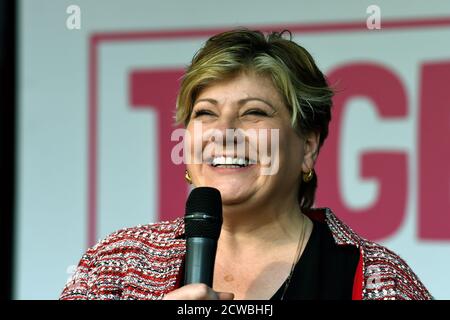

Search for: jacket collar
xmin=306 ymin=208 xmax=362 ymax=248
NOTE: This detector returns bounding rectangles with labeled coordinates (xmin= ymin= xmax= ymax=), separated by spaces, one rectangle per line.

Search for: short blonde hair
xmin=176 ymin=29 xmax=334 ymax=209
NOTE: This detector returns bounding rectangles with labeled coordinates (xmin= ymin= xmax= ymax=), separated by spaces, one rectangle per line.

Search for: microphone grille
xmin=185 ymin=187 xmax=222 ymax=239
xmin=185 ymin=187 xmax=222 ymax=216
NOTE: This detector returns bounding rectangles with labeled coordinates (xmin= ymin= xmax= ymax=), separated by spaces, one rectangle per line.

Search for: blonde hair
xmin=176 ymin=29 xmax=334 ymax=209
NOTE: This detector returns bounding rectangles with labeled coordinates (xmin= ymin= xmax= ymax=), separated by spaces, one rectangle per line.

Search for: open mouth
xmin=207 ymin=156 xmax=256 ymax=168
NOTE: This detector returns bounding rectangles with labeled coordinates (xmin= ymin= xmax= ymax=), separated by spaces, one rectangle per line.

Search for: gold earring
xmin=185 ymin=170 xmax=192 ymax=184
xmin=302 ymin=168 xmax=314 ymax=183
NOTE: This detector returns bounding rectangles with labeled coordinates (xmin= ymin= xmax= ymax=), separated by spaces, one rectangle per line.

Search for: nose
xmin=215 ymin=108 xmax=239 ymax=131
xmin=208 ymin=108 xmax=242 ymax=146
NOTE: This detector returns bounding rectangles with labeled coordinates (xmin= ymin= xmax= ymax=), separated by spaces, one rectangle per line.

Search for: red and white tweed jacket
xmin=60 ymin=208 xmax=432 ymax=300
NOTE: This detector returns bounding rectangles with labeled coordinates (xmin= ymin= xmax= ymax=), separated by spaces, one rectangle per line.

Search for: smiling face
xmin=185 ymin=71 xmax=316 ymax=211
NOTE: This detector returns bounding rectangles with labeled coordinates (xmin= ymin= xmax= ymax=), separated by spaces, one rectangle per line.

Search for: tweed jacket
xmin=60 ymin=208 xmax=432 ymax=300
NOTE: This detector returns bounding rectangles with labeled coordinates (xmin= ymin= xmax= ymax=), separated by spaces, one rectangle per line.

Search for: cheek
xmin=186 ymin=163 xmax=201 ymax=175
xmin=279 ymin=130 xmax=304 ymax=164
xmin=185 ymin=125 xmax=205 ymax=164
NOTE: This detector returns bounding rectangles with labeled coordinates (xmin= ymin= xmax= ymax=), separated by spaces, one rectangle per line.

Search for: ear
xmin=301 ymin=131 xmax=320 ymax=173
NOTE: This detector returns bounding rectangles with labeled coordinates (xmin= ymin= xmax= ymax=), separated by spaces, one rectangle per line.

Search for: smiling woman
xmin=60 ymin=29 xmax=432 ymax=300
xmin=177 ymin=29 xmax=334 ymax=212
xmin=185 ymin=72 xmax=302 ymax=209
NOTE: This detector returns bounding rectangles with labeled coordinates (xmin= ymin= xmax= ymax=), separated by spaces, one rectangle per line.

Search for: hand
xmin=162 ymin=283 xmax=234 ymax=300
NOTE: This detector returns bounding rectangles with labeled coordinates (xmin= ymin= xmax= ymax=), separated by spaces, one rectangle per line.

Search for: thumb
xmin=216 ymin=291 xmax=235 ymax=300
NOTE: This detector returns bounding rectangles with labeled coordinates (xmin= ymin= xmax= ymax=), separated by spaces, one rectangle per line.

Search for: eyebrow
xmin=194 ymin=97 xmax=277 ymax=111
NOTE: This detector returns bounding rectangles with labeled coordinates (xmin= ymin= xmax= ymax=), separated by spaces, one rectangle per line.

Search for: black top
xmin=271 ymin=218 xmax=360 ymax=300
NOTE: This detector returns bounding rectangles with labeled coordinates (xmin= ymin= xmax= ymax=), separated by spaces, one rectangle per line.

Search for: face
xmin=185 ymin=72 xmax=318 ymax=211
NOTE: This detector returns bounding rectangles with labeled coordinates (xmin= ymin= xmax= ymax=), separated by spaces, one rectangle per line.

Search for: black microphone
xmin=184 ymin=187 xmax=223 ymax=286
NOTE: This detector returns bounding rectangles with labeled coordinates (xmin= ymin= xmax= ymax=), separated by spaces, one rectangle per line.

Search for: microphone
xmin=184 ymin=187 xmax=223 ymax=287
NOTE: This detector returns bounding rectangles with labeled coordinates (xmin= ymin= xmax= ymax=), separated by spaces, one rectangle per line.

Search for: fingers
xmin=216 ymin=292 xmax=235 ymax=300
xmin=162 ymin=283 xmax=234 ymax=300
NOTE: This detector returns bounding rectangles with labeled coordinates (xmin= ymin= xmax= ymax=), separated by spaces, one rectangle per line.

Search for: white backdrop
xmin=16 ymin=0 xmax=450 ymax=299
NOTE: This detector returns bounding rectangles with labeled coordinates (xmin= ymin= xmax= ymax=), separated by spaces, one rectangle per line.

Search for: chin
xmin=206 ymin=183 xmax=248 ymax=202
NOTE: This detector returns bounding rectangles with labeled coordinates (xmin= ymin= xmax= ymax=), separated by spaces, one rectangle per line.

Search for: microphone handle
xmin=184 ymin=237 xmax=217 ymax=286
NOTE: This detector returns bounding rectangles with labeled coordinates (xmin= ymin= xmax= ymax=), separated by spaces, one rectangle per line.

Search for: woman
xmin=60 ymin=29 xmax=432 ymax=300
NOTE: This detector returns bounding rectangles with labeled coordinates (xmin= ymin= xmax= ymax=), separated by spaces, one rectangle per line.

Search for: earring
xmin=302 ymin=168 xmax=314 ymax=183
xmin=185 ymin=170 xmax=192 ymax=184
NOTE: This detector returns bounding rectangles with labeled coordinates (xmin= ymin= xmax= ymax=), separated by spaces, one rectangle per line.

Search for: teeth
xmin=216 ymin=165 xmax=241 ymax=168
xmin=211 ymin=156 xmax=251 ymax=167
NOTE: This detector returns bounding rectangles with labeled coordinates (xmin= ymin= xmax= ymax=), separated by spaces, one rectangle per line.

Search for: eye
xmin=192 ymin=109 xmax=216 ymax=118
xmin=242 ymin=109 xmax=269 ymax=117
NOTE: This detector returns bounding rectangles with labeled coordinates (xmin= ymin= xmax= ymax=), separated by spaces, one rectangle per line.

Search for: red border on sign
xmin=88 ymin=17 xmax=450 ymax=247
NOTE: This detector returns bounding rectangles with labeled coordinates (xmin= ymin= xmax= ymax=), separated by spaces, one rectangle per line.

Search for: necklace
xmin=280 ymin=214 xmax=307 ymax=300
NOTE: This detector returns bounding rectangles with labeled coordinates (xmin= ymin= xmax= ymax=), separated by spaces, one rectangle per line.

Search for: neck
xmin=219 ymin=195 xmax=306 ymax=250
